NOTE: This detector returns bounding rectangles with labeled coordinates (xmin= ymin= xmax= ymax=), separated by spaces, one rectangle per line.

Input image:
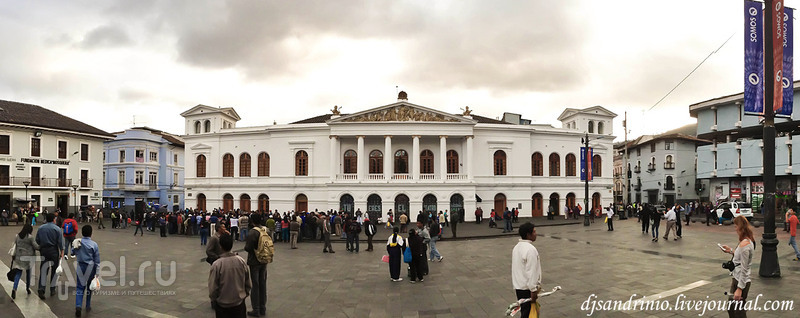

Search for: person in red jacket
xmin=62 ymin=213 xmax=79 ymax=259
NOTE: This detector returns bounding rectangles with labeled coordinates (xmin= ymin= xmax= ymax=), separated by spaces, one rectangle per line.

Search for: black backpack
xmin=350 ymin=222 xmax=362 ymax=234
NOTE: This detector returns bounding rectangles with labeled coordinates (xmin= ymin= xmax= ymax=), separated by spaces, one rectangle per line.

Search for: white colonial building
xmin=181 ymin=92 xmax=616 ymax=221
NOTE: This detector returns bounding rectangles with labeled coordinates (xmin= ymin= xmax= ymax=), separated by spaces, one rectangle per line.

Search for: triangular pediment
xmin=557 ymin=106 xmax=617 ymax=121
xmin=328 ymin=102 xmax=475 ymax=124
xmin=180 ymin=104 xmax=241 ymax=121
xmin=190 ymin=143 xmax=212 ymax=150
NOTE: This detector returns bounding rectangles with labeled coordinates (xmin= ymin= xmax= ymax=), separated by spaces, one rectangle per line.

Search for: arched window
xmin=591 ymin=192 xmax=601 ymax=211
xmin=223 ymin=193 xmax=233 ymax=212
xmin=423 ymin=194 xmax=437 ymax=213
xmin=204 ymin=120 xmax=211 ymax=133
xmin=194 ymin=121 xmax=201 ymax=134
xmin=531 ymin=152 xmax=543 ymax=176
xmin=257 ymin=152 xmax=270 ymax=177
xmin=343 ymin=150 xmax=357 ymax=174
xmin=420 ymin=150 xmax=434 ymax=174
xmin=592 ymin=155 xmax=602 ymax=177
xmin=369 ymin=150 xmax=383 ymax=174
xmin=549 ymin=153 xmax=560 ymax=176
xmin=240 ymin=194 xmax=251 ymax=211
xmin=295 ymin=151 xmax=309 ymax=176
xmin=446 ymin=150 xmax=459 ymax=174
xmin=222 ymin=154 xmax=234 ymax=177
xmin=258 ymin=194 xmax=269 ymax=212
xmin=588 ymin=121 xmax=594 ymax=133
xmin=196 ymin=154 xmax=206 ymax=178
xmin=197 ymin=193 xmax=206 ymax=211
xmin=239 ymin=153 xmax=251 ymax=177
xmin=340 ymin=194 xmax=354 ymax=213
xmin=565 ymin=153 xmax=576 ymax=176
xmin=295 ymin=194 xmax=308 ymax=212
xmin=597 ymin=122 xmax=604 ymax=134
xmin=666 ymin=155 xmax=674 ymax=163
xmin=394 ymin=150 xmax=408 ymax=174
xmin=494 ymin=150 xmax=507 ymax=175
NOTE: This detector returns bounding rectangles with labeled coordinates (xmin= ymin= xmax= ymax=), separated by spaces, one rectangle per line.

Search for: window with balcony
xmin=258 ymin=152 xmax=270 ymax=176
xmin=565 ymin=153 xmax=576 ymax=176
xmin=420 ymin=150 xmax=434 ymax=174
xmin=648 ymin=157 xmax=656 ymax=171
xmin=240 ymin=153 xmax=251 ymax=177
xmin=148 ymin=172 xmax=157 ymax=187
xmin=135 ymin=171 xmax=144 ymax=184
xmin=0 ymin=165 xmax=9 ymax=185
xmin=59 ymin=168 xmax=68 ymax=187
xmin=118 ymin=171 xmax=125 ymax=186
xmin=369 ymin=150 xmax=383 ymax=174
xmin=394 ymin=150 xmax=408 ymax=174
xmin=196 ymin=155 xmax=206 ymax=178
xmin=222 ymin=154 xmax=234 ymax=177
xmin=58 ymin=141 xmax=68 ymax=159
xmin=81 ymin=144 xmax=89 ymax=161
xmin=0 ymin=135 xmax=9 ymax=155
xmin=664 ymin=155 xmax=675 ymax=169
xmin=31 ymin=138 xmax=41 ymax=157
xmin=80 ymin=169 xmax=89 ymax=187
xmin=665 ymin=175 xmax=675 ymax=190
xmin=446 ymin=150 xmax=458 ymax=174
xmin=30 ymin=167 xmax=40 ymax=186
xmin=494 ymin=150 xmax=507 ymax=176
xmin=343 ymin=150 xmax=357 ymax=174
xmin=549 ymin=153 xmax=560 ymax=176
xmin=531 ymin=152 xmax=543 ymax=176
xmin=295 ymin=151 xmax=309 ymax=176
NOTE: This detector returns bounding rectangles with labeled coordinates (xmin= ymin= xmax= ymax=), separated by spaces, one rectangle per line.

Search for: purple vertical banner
xmin=580 ymin=147 xmax=593 ymax=182
xmin=778 ymin=7 xmax=794 ymax=117
xmin=744 ymin=0 xmax=764 ymax=116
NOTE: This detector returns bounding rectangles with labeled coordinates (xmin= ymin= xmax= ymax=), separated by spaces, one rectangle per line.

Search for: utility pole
xmin=583 ymin=133 xmax=590 ymax=226
xmin=759 ymin=0 xmax=781 ymax=278
xmin=621 ymin=112 xmax=629 ymax=220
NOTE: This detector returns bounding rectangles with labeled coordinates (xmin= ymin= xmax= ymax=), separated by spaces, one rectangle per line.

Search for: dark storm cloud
xmin=135 ymin=0 xmax=586 ymax=93
xmin=79 ymin=24 xmax=131 ymax=49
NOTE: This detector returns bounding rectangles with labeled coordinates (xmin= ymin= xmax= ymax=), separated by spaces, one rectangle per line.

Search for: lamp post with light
xmin=71 ymin=184 xmax=78 ymax=217
xmin=23 ymin=180 xmax=30 ymax=210
xmin=581 ymin=133 xmax=591 ymax=226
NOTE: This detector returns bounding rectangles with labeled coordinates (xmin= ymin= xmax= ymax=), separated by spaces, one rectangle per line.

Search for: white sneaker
xmin=438 ymin=256 xmax=444 ymax=262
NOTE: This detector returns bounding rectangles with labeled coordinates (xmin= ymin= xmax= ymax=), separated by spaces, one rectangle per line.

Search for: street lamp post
xmin=759 ymin=0 xmax=780 ymax=278
xmin=71 ymin=184 xmax=78 ymax=217
xmin=23 ymin=180 xmax=30 ymax=210
xmin=582 ymin=133 xmax=590 ymax=226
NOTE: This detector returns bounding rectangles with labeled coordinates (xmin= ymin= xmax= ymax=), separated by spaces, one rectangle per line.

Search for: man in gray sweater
xmin=209 ymin=234 xmax=251 ymax=317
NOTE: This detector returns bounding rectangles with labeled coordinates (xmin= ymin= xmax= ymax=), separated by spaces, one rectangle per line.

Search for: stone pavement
xmin=0 ymin=218 xmax=798 ymax=317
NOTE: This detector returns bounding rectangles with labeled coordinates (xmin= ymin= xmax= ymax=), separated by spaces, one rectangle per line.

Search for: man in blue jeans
xmin=35 ymin=213 xmax=63 ymax=300
xmin=73 ymin=225 xmax=100 ymax=317
xmin=503 ymin=208 xmax=513 ymax=233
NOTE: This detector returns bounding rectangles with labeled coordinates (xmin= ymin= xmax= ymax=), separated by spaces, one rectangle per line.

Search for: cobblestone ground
xmin=0 ymin=218 xmax=798 ymax=317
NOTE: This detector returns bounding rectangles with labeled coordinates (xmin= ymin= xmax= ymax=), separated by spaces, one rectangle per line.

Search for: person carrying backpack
xmin=244 ymin=214 xmax=274 ymax=317
xmin=347 ymin=217 xmax=362 ymax=253
xmin=63 ymin=213 xmax=79 ymax=259
xmin=364 ymin=217 xmax=376 ymax=252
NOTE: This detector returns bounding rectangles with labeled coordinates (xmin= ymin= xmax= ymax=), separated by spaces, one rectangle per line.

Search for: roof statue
xmin=331 ymin=105 xmax=341 ymax=115
xmin=462 ymin=106 xmax=472 ymax=116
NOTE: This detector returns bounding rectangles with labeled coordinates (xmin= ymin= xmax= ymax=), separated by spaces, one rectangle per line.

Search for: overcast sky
xmin=1 ymin=0 xmax=798 ymax=141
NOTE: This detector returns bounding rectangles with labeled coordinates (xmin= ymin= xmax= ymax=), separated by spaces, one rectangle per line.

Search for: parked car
xmin=713 ymin=201 xmax=753 ymax=221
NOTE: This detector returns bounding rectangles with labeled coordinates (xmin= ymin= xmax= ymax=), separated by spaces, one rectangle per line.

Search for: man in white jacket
xmin=511 ymin=222 xmax=541 ymax=318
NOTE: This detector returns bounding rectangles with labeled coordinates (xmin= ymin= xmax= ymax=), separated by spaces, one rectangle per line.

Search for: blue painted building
xmin=102 ymin=127 xmax=184 ymax=213
xmin=689 ymin=81 xmax=800 ymax=210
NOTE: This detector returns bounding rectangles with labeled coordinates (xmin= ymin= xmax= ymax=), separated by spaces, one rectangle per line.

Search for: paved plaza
xmin=0 ymin=218 xmax=799 ymax=317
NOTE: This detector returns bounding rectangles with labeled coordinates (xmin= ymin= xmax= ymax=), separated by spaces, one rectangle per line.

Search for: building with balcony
xmin=618 ymin=124 xmax=709 ymax=206
xmin=690 ymin=81 xmax=800 ymax=210
xmin=181 ymin=92 xmax=617 ymax=221
xmin=0 ymin=100 xmax=113 ymax=213
xmin=102 ymin=127 xmax=184 ymax=213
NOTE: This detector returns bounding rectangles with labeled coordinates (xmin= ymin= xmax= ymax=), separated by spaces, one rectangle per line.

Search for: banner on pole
xmin=771 ymin=0 xmax=786 ymax=112
xmin=580 ymin=147 xmax=593 ymax=182
xmin=779 ymin=7 xmax=794 ymax=117
xmin=744 ymin=0 xmax=764 ymax=116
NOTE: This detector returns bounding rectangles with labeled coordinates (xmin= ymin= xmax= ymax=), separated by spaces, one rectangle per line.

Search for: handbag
xmin=6 ymin=258 xmax=19 ymax=281
xmin=403 ymin=247 xmax=412 ymax=263
xmin=381 ymin=255 xmax=390 ymax=263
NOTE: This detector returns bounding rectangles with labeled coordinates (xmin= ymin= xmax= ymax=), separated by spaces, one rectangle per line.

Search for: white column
xmin=329 ymin=136 xmax=337 ymax=181
xmin=357 ymin=135 xmax=365 ymax=180
xmin=384 ymin=136 xmax=392 ymax=180
xmin=466 ymin=135 xmax=474 ymax=180
xmin=439 ymin=136 xmax=447 ymax=180
xmin=412 ymin=135 xmax=420 ymax=180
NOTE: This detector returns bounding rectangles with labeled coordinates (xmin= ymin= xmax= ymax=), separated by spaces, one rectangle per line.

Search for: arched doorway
xmin=494 ymin=193 xmax=507 ymax=215
xmin=340 ymin=194 xmax=354 ymax=214
xmin=592 ymin=192 xmax=601 ymax=215
xmin=566 ymin=193 xmax=576 ymax=209
xmin=197 ymin=193 xmax=206 ymax=211
xmin=295 ymin=194 xmax=308 ymax=212
xmin=223 ymin=194 xmax=233 ymax=212
xmin=423 ymin=194 xmax=437 ymax=214
xmin=258 ymin=194 xmax=269 ymax=212
xmin=532 ymin=193 xmax=543 ymax=217
xmin=549 ymin=193 xmax=559 ymax=216
xmin=240 ymin=194 xmax=251 ymax=212
xmin=395 ymin=194 xmax=410 ymax=219
xmin=367 ymin=194 xmax=382 ymax=221
xmin=450 ymin=194 xmax=464 ymax=222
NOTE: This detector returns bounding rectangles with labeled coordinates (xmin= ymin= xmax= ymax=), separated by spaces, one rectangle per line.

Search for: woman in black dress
xmin=386 ymin=227 xmax=405 ymax=282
